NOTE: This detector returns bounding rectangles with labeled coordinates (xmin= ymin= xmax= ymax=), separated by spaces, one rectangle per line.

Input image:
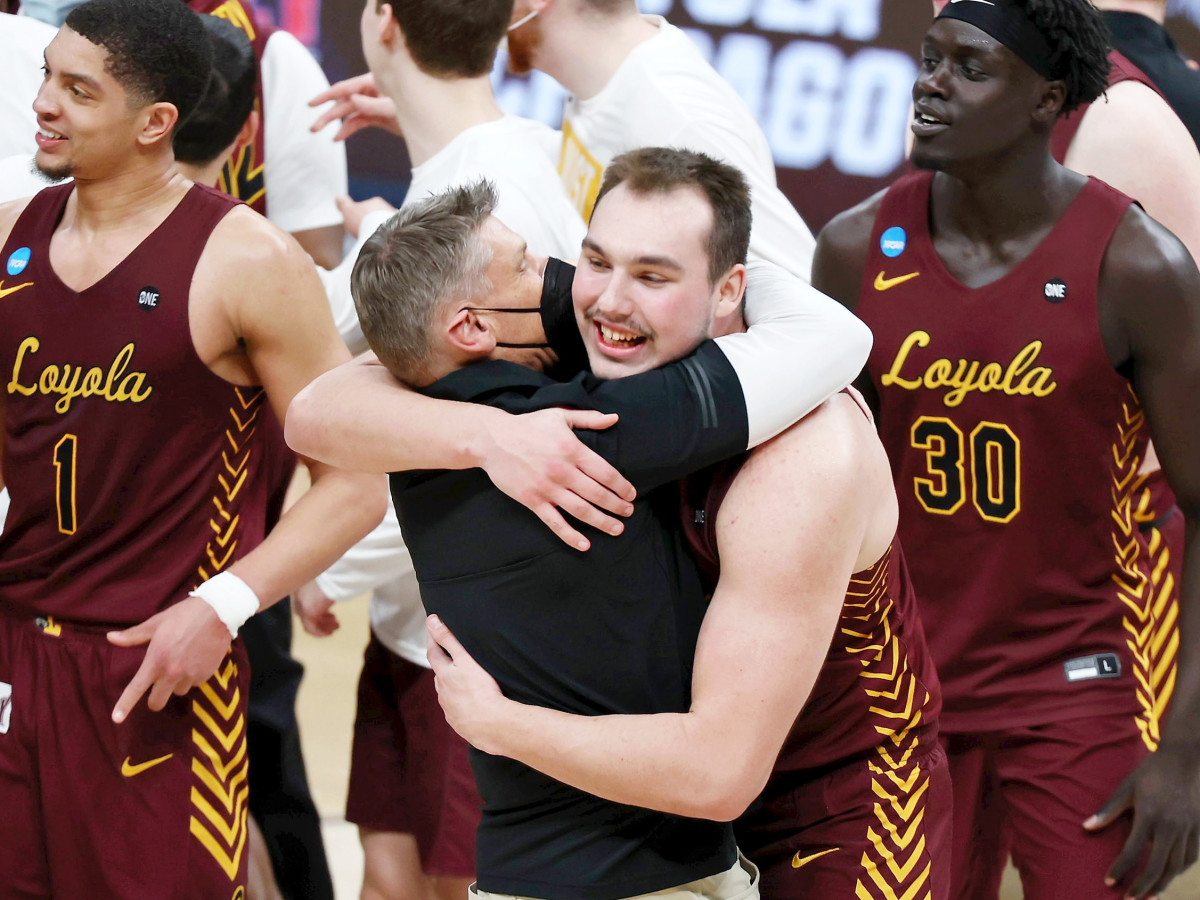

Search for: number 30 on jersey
xmin=910 ymin=416 xmax=1020 ymax=523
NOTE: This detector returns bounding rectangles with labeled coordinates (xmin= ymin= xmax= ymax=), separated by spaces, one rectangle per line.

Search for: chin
xmin=34 ymin=158 xmax=73 ymax=182
xmin=909 ymin=146 xmax=948 ymax=172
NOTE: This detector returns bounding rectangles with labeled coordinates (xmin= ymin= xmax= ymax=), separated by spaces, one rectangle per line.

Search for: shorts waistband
xmin=0 ymin=603 xmax=126 ymax=639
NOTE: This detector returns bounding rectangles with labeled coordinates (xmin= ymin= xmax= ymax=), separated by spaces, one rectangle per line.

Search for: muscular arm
xmin=429 ymin=397 xmax=887 ymax=820
xmin=1089 ymin=207 xmax=1200 ymax=896
xmin=1066 ymin=81 xmax=1200 ymax=267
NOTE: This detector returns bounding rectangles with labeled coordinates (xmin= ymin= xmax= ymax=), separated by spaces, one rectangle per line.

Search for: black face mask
xmin=466 ymin=257 xmax=578 ymax=351
xmin=537 ymin=258 xmax=590 ymax=377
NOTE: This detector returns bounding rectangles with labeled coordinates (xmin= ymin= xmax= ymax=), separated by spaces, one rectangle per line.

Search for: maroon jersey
xmin=1051 ymin=51 xmax=1160 ymax=163
xmin=189 ymin=0 xmax=273 ymax=216
xmin=0 ymin=183 xmax=285 ymax=627
xmin=856 ymin=171 xmax=1178 ymax=743
xmin=681 ymin=454 xmax=942 ymax=777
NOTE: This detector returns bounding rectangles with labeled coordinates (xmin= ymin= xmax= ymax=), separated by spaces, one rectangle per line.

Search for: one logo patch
xmin=0 ymin=280 xmax=33 ymax=300
xmin=121 ymin=752 xmax=174 ymax=777
xmin=1064 ymin=653 xmax=1121 ymax=682
xmin=0 ymin=681 xmax=11 ymax=735
xmin=137 ymin=286 xmax=160 ymax=310
xmin=1043 ymin=279 xmax=1067 ymax=303
xmin=880 ymin=227 xmax=907 ymax=258
xmin=6 ymin=246 xmax=30 ymax=276
xmin=875 ymin=271 xmax=921 ymax=292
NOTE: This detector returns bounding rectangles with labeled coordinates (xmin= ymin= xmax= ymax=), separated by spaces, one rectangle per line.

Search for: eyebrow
xmin=582 ymin=237 xmax=684 ymax=271
xmin=44 ymin=55 xmax=102 ymax=91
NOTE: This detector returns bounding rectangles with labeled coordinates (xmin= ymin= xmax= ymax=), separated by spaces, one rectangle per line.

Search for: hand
xmin=309 ymin=72 xmax=401 ymax=142
xmin=481 ymin=408 xmax=637 ymax=551
xmin=336 ymin=195 xmax=395 ymax=240
xmin=1084 ymin=742 xmax=1200 ymax=898
xmin=427 ymin=614 xmax=505 ymax=752
xmin=294 ymin=580 xmax=340 ymax=637
xmin=106 ymin=596 xmax=234 ymax=722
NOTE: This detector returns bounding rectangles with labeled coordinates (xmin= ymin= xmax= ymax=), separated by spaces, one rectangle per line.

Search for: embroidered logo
xmin=137 ymin=286 xmax=161 ymax=310
xmin=6 ymin=247 xmax=31 ymax=276
xmin=874 ymin=271 xmax=921 ymax=292
xmin=0 ymin=280 xmax=33 ymax=300
xmin=880 ymin=227 xmax=908 ymax=258
xmin=121 ymin=753 xmax=174 ymax=777
xmin=1043 ymin=279 xmax=1067 ymax=303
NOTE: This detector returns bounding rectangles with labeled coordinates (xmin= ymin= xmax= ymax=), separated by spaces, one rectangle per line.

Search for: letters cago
xmin=8 ymin=337 xmax=153 ymax=414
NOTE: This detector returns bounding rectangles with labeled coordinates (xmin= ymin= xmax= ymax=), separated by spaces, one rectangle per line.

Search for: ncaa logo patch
xmin=1044 ymin=279 xmax=1067 ymax=303
xmin=0 ymin=681 xmax=11 ymax=735
xmin=880 ymin=227 xmax=907 ymax=258
xmin=137 ymin=286 xmax=161 ymax=310
xmin=7 ymin=247 xmax=31 ymax=276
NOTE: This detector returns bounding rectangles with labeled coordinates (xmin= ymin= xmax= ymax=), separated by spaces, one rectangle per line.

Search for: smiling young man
xmin=812 ymin=1 xmax=1200 ymax=898
xmin=0 ymin=0 xmax=384 ymax=896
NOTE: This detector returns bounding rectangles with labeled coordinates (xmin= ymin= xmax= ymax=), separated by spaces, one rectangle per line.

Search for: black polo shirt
xmin=391 ymin=341 xmax=748 ymax=900
xmin=1105 ymin=11 xmax=1200 ymax=150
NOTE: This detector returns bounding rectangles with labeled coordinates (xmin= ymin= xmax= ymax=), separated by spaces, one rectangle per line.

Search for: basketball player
xmin=425 ymin=148 xmax=952 ymax=900
xmin=294 ymin=2 xmax=584 ymax=898
xmin=0 ymin=2 xmax=384 ymax=897
xmin=814 ymin=1 xmax=1200 ymax=897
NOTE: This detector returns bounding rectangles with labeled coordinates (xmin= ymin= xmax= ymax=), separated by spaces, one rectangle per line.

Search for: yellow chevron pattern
xmin=197 ymin=387 xmax=263 ymax=585
xmin=189 ymin=656 xmax=249 ymax=882
xmin=843 ymin=550 xmax=935 ymax=900
xmin=1111 ymin=389 xmax=1179 ymax=752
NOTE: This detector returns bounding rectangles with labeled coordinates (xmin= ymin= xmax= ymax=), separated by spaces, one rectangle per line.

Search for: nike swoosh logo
xmin=874 ymin=271 xmax=920 ymax=291
xmin=0 ymin=280 xmax=33 ymax=299
xmin=792 ymin=847 xmax=840 ymax=869
xmin=121 ymin=753 xmax=174 ymax=777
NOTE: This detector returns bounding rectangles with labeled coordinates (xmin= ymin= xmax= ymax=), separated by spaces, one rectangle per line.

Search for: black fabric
xmin=390 ymin=343 xmax=748 ymax=900
xmin=938 ymin=0 xmax=1058 ymax=79
xmin=1105 ymin=11 xmax=1200 ymax=151
xmin=539 ymin=259 xmax=590 ymax=379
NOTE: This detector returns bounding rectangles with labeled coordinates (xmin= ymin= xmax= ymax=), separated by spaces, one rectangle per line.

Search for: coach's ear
xmin=445 ymin=307 xmax=497 ymax=362
xmin=714 ymin=263 xmax=748 ymax=320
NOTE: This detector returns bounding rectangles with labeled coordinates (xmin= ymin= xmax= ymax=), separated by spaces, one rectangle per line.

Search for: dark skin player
xmin=814 ymin=14 xmax=1200 ymax=900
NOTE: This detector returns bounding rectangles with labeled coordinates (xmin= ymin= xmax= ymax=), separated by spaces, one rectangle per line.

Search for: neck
xmin=177 ymin=159 xmax=224 ymax=190
xmin=376 ymin=60 xmax=504 ymax=168
xmin=65 ymin=154 xmax=190 ymax=232
xmin=537 ymin=9 xmax=658 ymax=100
xmin=929 ymin=143 xmax=1074 ymax=243
xmin=1092 ymin=0 xmax=1167 ymax=24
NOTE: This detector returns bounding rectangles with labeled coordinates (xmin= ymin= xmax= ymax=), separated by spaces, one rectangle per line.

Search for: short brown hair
xmin=380 ymin=0 xmax=513 ymax=77
xmin=351 ymin=181 xmax=497 ymax=384
xmin=595 ymin=147 xmax=751 ymax=285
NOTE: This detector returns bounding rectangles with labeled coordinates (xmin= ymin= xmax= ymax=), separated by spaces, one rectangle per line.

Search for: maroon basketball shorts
xmin=734 ymin=743 xmax=951 ymax=900
xmin=0 ymin=607 xmax=251 ymax=899
xmin=941 ymin=714 xmax=1152 ymax=900
xmin=345 ymin=633 xmax=481 ymax=878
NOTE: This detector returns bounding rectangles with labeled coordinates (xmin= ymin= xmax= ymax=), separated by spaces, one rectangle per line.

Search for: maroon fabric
xmin=345 ymin=635 xmax=481 ymax=877
xmin=188 ymin=0 xmax=274 ymax=216
xmin=0 ymin=183 xmax=287 ymax=628
xmin=941 ymin=717 xmax=1150 ymax=900
xmin=681 ymin=464 xmax=942 ymax=775
xmin=855 ymin=170 xmax=1183 ymax=736
xmin=1051 ymin=51 xmax=1161 ymax=163
xmin=734 ymin=744 xmax=951 ymax=900
xmin=0 ymin=610 xmax=251 ymax=898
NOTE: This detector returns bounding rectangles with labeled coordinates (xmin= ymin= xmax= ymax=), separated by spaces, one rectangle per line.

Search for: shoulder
xmin=1100 ymin=202 xmax=1200 ymax=331
xmin=812 ymin=188 xmax=887 ymax=309
xmin=197 ymin=205 xmax=320 ymax=301
xmin=0 ymin=195 xmax=36 ymax=247
xmin=1068 ymin=80 xmax=1197 ymax=174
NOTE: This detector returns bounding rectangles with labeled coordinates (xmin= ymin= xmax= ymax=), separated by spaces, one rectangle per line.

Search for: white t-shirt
xmin=316 ymin=114 xmax=587 ymax=666
xmin=556 ymin=16 xmax=816 ymax=280
xmin=259 ymin=29 xmax=347 ymax=233
xmin=0 ymin=14 xmax=57 ymax=158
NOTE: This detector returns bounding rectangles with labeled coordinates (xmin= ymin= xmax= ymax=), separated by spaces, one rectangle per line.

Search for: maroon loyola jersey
xmin=0 ymin=184 xmax=285 ymax=627
xmin=856 ymin=171 xmax=1178 ymax=744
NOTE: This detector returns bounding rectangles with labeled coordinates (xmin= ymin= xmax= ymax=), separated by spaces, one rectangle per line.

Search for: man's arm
xmin=1066 ymin=80 xmax=1200 ymax=267
xmin=429 ymin=396 xmax=885 ymax=819
xmin=108 ymin=209 xmax=387 ymax=720
xmin=1085 ymin=207 xmax=1200 ymax=898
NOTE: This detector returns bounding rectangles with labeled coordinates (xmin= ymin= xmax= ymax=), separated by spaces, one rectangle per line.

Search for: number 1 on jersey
xmin=53 ymin=434 xmax=78 ymax=535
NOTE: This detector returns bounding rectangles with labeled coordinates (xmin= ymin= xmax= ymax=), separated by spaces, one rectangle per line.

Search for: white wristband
xmin=190 ymin=571 xmax=260 ymax=639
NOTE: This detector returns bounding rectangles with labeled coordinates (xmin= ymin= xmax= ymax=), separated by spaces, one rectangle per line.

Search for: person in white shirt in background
xmin=295 ymin=3 xmax=584 ymax=900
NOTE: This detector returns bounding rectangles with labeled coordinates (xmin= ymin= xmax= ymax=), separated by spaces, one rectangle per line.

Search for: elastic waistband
xmin=0 ymin=603 xmax=125 ymax=640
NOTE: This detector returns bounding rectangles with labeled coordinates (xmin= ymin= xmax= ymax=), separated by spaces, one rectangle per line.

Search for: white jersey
xmin=557 ymin=16 xmax=816 ymax=280
xmin=0 ymin=14 xmax=57 ymax=158
xmin=317 ymin=114 xmax=587 ymax=666
xmin=260 ymin=29 xmax=347 ymax=233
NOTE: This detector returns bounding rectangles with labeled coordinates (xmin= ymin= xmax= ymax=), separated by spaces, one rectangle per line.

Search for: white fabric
xmin=0 ymin=15 xmax=56 ymax=159
xmin=557 ymin=16 xmax=816 ymax=281
xmin=316 ymin=114 xmax=585 ymax=666
xmin=0 ymin=153 xmax=56 ymax=204
xmin=260 ymin=29 xmax=347 ymax=233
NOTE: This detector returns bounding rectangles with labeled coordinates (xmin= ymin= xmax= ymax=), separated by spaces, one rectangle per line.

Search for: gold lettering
xmin=8 ymin=337 xmax=39 ymax=396
xmin=4 ymin=339 xmax=153 ymax=412
xmin=881 ymin=332 xmax=1057 ymax=407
